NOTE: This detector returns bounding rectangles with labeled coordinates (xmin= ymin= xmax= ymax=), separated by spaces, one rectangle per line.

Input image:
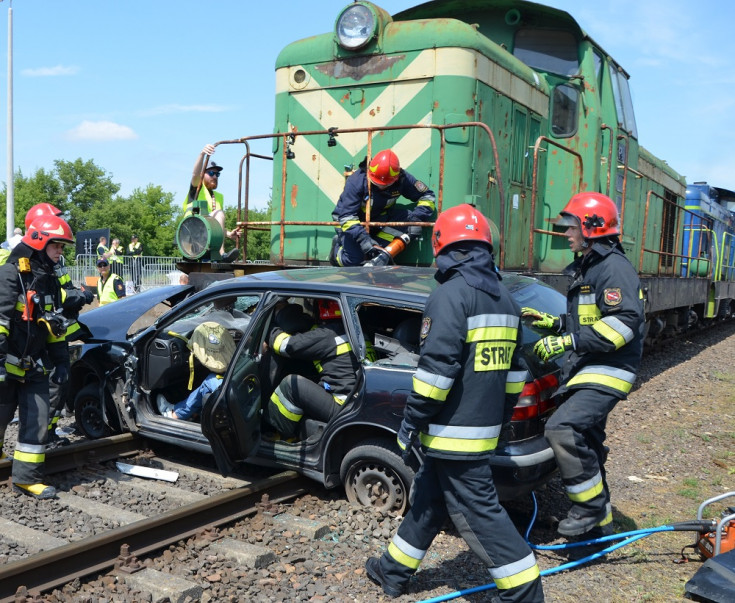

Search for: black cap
xmin=131 ymin=234 xmax=138 ymax=239
xmin=207 ymin=161 xmax=223 ymax=173
xmin=96 ymin=258 xmax=109 ymax=267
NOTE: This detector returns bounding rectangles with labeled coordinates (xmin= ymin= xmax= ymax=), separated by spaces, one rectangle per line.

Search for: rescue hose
xmin=414 ymin=492 xmax=715 ymax=603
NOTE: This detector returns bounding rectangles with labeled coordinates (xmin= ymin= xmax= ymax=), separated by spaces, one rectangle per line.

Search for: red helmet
xmin=431 ymin=204 xmax=493 ymax=257
xmin=367 ymin=150 xmax=401 ymax=187
xmin=317 ymin=299 xmax=342 ymax=321
xmin=554 ymin=192 xmax=620 ymax=238
xmin=24 ymin=203 xmax=62 ymax=231
xmin=22 ymin=215 xmax=74 ymax=251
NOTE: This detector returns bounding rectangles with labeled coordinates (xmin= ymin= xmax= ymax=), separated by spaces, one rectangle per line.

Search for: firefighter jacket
xmin=270 ymin=322 xmax=359 ymax=404
xmin=403 ymin=245 xmax=528 ymax=461
xmin=55 ymin=260 xmax=89 ymax=342
xmin=0 ymin=243 xmax=69 ymax=379
xmin=333 ymin=165 xmax=436 ymax=247
xmin=558 ymin=239 xmax=644 ymax=399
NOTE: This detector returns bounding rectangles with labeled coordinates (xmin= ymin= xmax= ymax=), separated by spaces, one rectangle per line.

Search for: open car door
xmin=201 ymin=297 xmax=276 ymax=476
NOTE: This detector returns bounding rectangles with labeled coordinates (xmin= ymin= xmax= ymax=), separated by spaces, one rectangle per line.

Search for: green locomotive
xmin=178 ymin=0 xmax=735 ymax=341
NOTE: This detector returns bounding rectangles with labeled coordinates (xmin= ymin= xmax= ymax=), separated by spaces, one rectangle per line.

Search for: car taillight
xmin=512 ymin=374 xmax=559 ymax=421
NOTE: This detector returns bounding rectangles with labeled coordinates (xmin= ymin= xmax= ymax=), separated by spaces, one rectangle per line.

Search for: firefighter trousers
xmin=544 ymin=388 xmax=619 ymax=513
xmin=377 ymin=456 xmax=543 ymax=602
xmin=0 ymin=368 xmax=51 ymax=485
xmin=264 ymin=374 xmax=341 ymax=438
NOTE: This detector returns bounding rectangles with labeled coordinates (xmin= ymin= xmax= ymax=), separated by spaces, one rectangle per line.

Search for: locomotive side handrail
xmin=214 ymin=122 xmax=506 ymax=267
xmin=527 ymin=135 xmax=584 ymax=269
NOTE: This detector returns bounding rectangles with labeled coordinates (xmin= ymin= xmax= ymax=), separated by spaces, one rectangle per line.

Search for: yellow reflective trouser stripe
xmin=273 ymin=332 xmax=290 ymax=355
xmin=567 ymin=365 xmax=635 ymax=394
xmin=388 ymin=535 xmax=425 ymax=570
xmin=493 ymin=564 xmax=540 ymax=590
xmin=270 ymin=391 xmax=302 ymax=422
xmin=6 ymin=363 xmax=25 ymax=377
xmin=598 ymin=510 xmax=613 ymax=527
xmin=566 ymin=471 xmax=604 ymax=502
xmin=466 ymin=326 xmax=516 ymax=343
xmin=13 ymin=450 xmax=45 ymax=464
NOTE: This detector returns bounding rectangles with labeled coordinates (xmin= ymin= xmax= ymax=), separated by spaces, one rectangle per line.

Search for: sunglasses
xmin=206 ymin=170 xmax=220 ymax=177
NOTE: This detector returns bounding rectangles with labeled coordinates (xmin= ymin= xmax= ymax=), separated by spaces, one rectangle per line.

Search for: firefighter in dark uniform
xmin=21 ymin=203 xmax=94 ymax=445
xmin=0 ymin=215 xmax=75 ymax=499
xmin=522 ymin=192 xmax=644 ymax=537
xmin=330 ymin=149 xmax=436 ymax=267
xmin=366 ymin=204 xmax=544 ymax=602
xmin=263 ymin=300 xmax=360 ymax=439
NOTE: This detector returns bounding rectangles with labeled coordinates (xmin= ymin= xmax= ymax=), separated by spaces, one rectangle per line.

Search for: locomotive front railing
xmin=210 ymin=122 xmax=505 ymax=267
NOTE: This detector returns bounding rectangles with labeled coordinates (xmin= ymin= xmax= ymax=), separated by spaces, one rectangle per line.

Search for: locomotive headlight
xmin=335 ymin=3 xmax=377 ymax=50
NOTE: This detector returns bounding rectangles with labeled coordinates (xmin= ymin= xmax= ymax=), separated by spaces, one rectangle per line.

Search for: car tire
xmin=340 ymin=439 xmax=415 ymax=515
xmin=74 ymin=383 xmax=113 ymax=440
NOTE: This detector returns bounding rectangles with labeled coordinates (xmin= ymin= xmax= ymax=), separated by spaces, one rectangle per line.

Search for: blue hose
xmin=415 ymin=491 xmax=694 ymax=603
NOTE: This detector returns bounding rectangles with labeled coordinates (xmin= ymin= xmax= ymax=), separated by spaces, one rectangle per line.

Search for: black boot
xmin=365 ymin=557 xmax=404 ymax=598
xmin=558 ymin=505 xmax=610 ymax=537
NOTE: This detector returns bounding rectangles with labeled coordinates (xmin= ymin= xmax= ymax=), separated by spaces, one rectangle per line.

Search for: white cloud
xmin=65 ymin=120 xmax=138 ymax=141
xmin=139 ymin=104 xmax=230 ymax=117
xmin=22 ymin=65 xmax=79 ymax=77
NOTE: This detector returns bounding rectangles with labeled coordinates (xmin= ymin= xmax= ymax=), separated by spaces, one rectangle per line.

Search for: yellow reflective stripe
xmin=65 ymin=322 xmax=80 ymax=337
xmin=412 ymin=368 xmax=453 ymax=401
xmin=578 ymin=293 xmax=601 ymax=326
xmin=505 ymin=379 xmax=525 ymax=395
xmin=334 ymin=335 xmax=352 ymax=356
xmin=595 ymin=316 xmax=634 ymax=348
xmin=269 ymin=391 xmax=302 ymax=422
xmin=467 ymin=326 xmax=517 ymax=342
xmin=13 ymin=449 xmax=45 ymax=464
xmin=387 ymin=535 xmax=425 ymax=570
xmin=598 ymin=510 xmax=613 ymax=527
xmin=273 ymin=331 xmax=290 ymax=355
xmin=376 ymin=230 xmax=394 ymax=242
xmin=567 ymin=365 xmax=636 ymax=394
xmin=419 ymin=432 xmax=498 ymax=453
xmin=6 ymin=363 xmax=25 ymax=377
xmin=58 ymin=273 xmax=71 ymax=285
xmin=15 ymin=301 xmax=25 ymax=312
xmin=341 ymin=219 xmax=360 ymax=232
xmin=566 ymin=471 xmax=604 ymax=502
xmin=47 ymin=333 xmax=66 ymax=343
xmin=60 ymin=288 xmax=68 ymax=303
xmin=0 ymin=325 xmax=8 ymax=336
xmin=494 ymin=564 xmax=540 ymax=591
xmin=417 ymin=199 xmax=436 ymax=210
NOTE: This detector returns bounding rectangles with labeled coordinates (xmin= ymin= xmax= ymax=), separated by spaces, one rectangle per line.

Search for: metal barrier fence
xmin=70 ymin=255 xmax=185 ymax=293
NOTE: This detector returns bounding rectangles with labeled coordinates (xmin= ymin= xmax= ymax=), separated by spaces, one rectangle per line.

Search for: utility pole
xmin=5 ymin=0 xmax=13 ymax=240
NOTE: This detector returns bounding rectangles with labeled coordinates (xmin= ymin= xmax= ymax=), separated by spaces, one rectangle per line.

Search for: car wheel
xmin=74 ymin=383 xmax=112 ymax=440
xmin=340 ymin=439 xmax=415 ymax=514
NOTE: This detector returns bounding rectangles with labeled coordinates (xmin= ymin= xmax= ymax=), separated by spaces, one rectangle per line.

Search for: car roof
xmin=200 ymin=266 xmax=543 ymax=302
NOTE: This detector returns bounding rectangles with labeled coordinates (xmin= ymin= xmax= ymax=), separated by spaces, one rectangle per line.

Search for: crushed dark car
xmin=68 ymin=266 xmax=564 ymax=513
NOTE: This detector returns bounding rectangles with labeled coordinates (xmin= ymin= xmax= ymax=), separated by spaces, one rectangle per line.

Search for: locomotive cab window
xmin=513 ymin=28 xmax=579 ymax=76
xmin=551 ymin=84 xmax=579 ymax=138
xmin=609 ymin=64 xmax=638 ymax=138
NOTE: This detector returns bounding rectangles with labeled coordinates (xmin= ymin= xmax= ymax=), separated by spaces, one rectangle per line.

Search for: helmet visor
xmin=552 ymin=213 xmax=580 ymax=228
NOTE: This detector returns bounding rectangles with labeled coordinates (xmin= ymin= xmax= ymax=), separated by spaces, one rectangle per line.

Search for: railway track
xmin=0 ymin=435 xmax=310 ymax=601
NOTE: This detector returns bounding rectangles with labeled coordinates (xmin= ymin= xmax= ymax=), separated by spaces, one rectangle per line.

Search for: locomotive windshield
xmin=513 ymin=28 xmax=579 ymax=76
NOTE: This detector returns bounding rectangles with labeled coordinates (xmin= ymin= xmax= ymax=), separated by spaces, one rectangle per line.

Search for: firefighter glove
xmin=81 ymin=287 xmax=95 ymax=305
xmin=407 ymin=225 xmax=423 ymax=239
xmin=397 ymin=420 xmax=418 ymax=464
xmin=358 ymin=234 xmax=375 ymax=255
xmin=521 ymin=307 xmax=562 ymax=332
xmin=533 ymin=334 xmax=574 ymax=363
xmin=51 ymin=363 xmax=70 ymax=385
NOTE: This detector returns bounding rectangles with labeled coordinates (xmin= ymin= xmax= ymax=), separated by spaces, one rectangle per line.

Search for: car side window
xmin=353 ymin=302 xmax=424 ymax=368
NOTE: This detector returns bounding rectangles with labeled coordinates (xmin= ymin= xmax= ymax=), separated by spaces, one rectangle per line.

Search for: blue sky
xmin=0 ymin=0 xmax=733 ymax=228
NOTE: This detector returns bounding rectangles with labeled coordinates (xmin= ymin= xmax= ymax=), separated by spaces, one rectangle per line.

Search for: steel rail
xmin=0 ymin=433 xmax=142 ymax=483
xmin=0 ymin=470 xmax=308 ymax=601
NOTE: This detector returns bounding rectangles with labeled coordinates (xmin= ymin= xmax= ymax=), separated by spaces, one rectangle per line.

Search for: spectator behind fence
xmin=127 ymin=234 xmax=143 ymax=293
xmin=96 ymin=258 xmax=125 ymax=305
